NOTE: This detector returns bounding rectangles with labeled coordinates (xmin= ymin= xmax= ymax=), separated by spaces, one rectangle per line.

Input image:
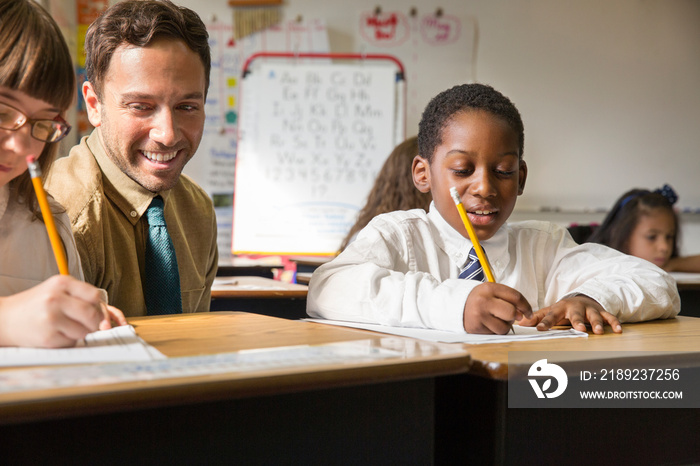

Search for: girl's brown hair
xmin=339 ymin=137 xmax=432 ymax=251
xmin=0 ymin=0 xmax=75 ymax=218
xmin=588 ymin=187 xmax=680 ymax=258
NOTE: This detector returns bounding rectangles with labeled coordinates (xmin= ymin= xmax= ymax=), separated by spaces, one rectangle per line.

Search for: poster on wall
xmin=355 ymin=8 xmax=477 ymax=134
xmin=184 ymin=19 xmax=331 ymax=259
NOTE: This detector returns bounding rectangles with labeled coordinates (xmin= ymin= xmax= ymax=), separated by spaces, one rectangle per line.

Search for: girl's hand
xmin=0 ymin=275 xmax=124 ymax=348
xmin=99 ymin=304 xmax=128 ymax=331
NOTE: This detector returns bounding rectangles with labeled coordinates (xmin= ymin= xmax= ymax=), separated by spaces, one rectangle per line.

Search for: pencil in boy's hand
xmin=449 ymin=187 xmax=496 ymax=283
xmin=450 ymin=187 xmax=514 ymax=334
xmin=26 ymin=155 xmax=69 ymax=275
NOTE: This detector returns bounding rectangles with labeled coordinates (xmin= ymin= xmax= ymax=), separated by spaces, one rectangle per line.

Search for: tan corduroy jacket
xmin=47 ymin=131 xmax=218 ymax=317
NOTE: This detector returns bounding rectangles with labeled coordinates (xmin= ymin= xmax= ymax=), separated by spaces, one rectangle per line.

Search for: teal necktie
xmin=144 ymin=196 xmax=182 ymax=315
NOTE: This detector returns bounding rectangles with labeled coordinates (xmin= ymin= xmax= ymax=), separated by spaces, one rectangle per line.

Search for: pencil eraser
xmin=449 ymin=186 xmax=461 ymax=204
xmin=25 ymin=154 xmax=36 ymax=164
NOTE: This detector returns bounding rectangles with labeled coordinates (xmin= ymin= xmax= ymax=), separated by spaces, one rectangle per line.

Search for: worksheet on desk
xmin=0 ymin=325 xmax=165 ymax=367
xmin=304 ymin=320 xmax=588 ymax=344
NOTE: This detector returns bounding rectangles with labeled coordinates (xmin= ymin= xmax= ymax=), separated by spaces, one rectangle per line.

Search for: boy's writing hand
xmin=463 ymin=283 xmax=533 ymax=334
xmin=519 ymin=295 xmax=622 ymax=335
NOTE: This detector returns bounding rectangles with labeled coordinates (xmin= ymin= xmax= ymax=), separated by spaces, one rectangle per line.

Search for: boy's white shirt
xmin=307 ymin=204 xmax=680 ymax=333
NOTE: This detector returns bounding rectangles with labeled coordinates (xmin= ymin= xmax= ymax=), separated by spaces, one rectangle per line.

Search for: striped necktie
xmin=459 ymin=247 xmax=486 ymax=282
xmin=144 ymin=196 xmax=182 ymax=315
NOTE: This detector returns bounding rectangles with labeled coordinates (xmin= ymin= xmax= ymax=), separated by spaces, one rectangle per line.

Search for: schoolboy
xmin=307 ymin=84 xmax=679 ymax=334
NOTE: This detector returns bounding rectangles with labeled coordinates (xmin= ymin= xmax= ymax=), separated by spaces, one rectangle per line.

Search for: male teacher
xmin=47 ymin=0 xmax=218 ymax=316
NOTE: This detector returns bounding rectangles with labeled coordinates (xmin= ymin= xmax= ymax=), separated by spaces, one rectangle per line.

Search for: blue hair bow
xmin=655 ymin=184 xmax=678 ymax=205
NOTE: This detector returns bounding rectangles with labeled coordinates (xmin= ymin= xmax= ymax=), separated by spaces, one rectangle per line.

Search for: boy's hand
xmin=519 ymin=295 xmax=622 ymax=335
xmin=464 ymin=283 xmax=533 ymax=334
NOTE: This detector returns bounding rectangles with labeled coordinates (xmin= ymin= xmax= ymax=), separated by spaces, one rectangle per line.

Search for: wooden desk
xmin=464 ymin=316 xmax=700 ymax=379
xmin=216 ymin=256 xmax=280 ymax=278
xmin=672 ymin=272 xmax=700 ymax=317
xmin=211 ymin=276 xmax=308 ymax=299
xmin=288 ymin=255 xmax=331 ymax=274
xmin=672 ymin=272 xmax=700 ymax=290
xmin=0 ymin=312 xmax=470 ymax=464
xmin=436 ymin=316 xmax=700 ymax=465
xmin=210 ymin=276 xmax=308 ymax=319
xmin=295 ymin=271 xmax=312 ymax=285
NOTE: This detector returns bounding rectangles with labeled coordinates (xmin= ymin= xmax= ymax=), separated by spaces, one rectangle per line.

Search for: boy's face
xmin=413 ymin=110 xmax=527 ymax=241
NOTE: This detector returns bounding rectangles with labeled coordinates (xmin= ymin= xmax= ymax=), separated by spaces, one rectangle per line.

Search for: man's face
xmin=84 ymin=38 xmax=206 ymax=193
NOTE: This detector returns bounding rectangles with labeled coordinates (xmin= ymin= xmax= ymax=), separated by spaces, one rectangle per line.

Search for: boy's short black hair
xmin=418 ymin=83 xmax=525 ymax=163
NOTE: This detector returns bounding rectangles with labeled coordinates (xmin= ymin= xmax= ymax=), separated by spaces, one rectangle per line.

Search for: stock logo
xmin=528 ymin=359 xmax=568 ymax=399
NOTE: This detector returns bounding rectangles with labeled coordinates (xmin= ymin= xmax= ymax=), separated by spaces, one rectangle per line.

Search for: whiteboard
xmin=232 ymin=60 xmax=402 ymax=255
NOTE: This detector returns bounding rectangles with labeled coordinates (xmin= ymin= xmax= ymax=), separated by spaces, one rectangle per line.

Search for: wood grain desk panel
xmin=0 ymin=312 xmax=470 ymax=425
xmin=0 ymin=312 xmax=472 ymax=464
xmin=463 ymin=316 xmax=700 ymax=379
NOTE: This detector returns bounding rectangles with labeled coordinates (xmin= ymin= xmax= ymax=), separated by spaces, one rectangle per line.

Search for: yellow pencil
xmin=450 ymin=187 xmax=514 ymax=333
xmin=449 ymin=186 xmax=495 ymax=282
xmin=26 ymin=155 xmax=69 ymax=275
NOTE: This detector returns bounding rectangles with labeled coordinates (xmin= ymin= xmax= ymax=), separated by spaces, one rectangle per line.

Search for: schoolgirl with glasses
xmin=0 ymin=0 xmax=125 ymax=348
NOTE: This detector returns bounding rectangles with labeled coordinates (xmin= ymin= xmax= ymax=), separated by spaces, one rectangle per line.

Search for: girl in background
xmin=588 ymin=185 xmax=700 ymax=272
xmin=0 ymin=0 xmax=125 ymax=347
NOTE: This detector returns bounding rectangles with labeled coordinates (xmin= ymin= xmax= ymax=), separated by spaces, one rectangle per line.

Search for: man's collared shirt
xmin=47 ymin=130 xmax=218 ymax=316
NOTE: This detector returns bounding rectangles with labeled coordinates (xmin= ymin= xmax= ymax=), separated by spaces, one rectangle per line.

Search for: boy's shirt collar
xmin=427 ymin=201 xmax=511 ymax=274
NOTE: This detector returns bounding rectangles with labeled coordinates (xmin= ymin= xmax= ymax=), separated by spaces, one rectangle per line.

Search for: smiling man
xmin=47 ymin=0 xmax=217 ymax=316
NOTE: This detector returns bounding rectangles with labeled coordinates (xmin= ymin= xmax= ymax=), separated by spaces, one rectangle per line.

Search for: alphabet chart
xmin=233 ymin=58 xmax=403 ymax=255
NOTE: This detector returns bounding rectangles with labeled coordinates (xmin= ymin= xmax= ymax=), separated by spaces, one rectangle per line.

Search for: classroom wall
xmin=248 ymin=0 xmax=700 ymax=209
xmin=182 ymin=0 xmax=700 ymax=253
xmin=55 ymin=0 xmax=700 ymax=253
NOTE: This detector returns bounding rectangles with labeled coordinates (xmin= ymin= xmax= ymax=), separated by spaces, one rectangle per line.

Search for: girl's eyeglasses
xmin=0 ymin=101 xmax=71 ymax=143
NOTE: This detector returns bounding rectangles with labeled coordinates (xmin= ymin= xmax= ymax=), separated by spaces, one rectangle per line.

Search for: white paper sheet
xmin=0 ymin=325 xmax=165 ymax=367
xmin=304 ymin=319 xmax=588 ymax=344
